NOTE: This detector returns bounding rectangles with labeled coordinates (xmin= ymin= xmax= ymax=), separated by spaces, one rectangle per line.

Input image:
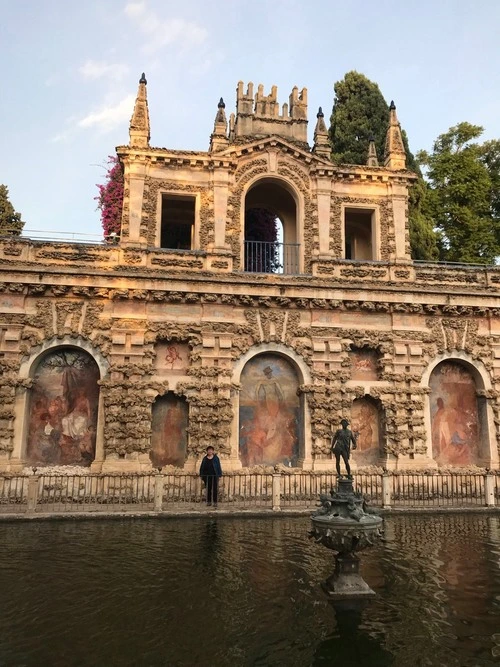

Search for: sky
xmin=1 ymin=0 xmax=500 ymax=240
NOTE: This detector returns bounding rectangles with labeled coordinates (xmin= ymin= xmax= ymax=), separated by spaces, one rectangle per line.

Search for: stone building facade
xmin=1 ymin=75 xmax=500 ymax=473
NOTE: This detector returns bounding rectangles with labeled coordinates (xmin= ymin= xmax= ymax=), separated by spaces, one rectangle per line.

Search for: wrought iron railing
xmin=0 ymin=471 xmax=499 ymax=515
xmin=2 ymin=229 xmax=107 ymax=244
xmin=391 ymin=472 xmax=486 ymax=507
xmin=244 ymin=240 xmax=300 ymax=274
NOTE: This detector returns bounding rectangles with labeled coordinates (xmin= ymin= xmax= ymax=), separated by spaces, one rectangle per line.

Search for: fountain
xmin=310 ymin=477 xmax=384 ymax=599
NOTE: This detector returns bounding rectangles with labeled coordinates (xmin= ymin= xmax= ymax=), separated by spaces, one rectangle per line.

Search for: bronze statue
xmin=331 ymin=418 xmax=357 ymax=478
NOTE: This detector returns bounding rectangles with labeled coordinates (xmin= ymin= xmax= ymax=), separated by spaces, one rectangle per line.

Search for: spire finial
xmin=210 ymin=95 xmax=229 ymax=152
xmin=384 ymin=100 xmax=406 ymax=169
xmin=129 ymin=74 xmax=150 ymax=147
xmin=312 ymin=104 xmax=330 ymax=159
xmin=367 ymin=136 xmax=379 ymax=167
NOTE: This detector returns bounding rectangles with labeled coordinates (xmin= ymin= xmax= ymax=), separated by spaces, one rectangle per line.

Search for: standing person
xmin=331 ymin=419 xmax=357 ymax=479
xmin=199 ymin=446 xmax=223 ymax=507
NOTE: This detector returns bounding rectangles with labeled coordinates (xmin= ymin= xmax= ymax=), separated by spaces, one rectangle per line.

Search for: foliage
xmin=480 ymin=139 xmax=500 ymax=218
xmin=417 ymin=123 xmax=500 ymax=264
xmin=329 ymin=71 xmax=389 ymax=166
xmin=0 ymin=184 xmax=24 ymax=236
xmin=329 ymin=71 xmax=435 ymax=257
xmin=328 ymin=71 xmax=419 ymax=171
xmin=95 ymin=156 xmax=124 ymax=238
xmin=408 ymin=179 xmax=439 ymax=260
xmin=244 ymin=208 xmax=280 ymax=272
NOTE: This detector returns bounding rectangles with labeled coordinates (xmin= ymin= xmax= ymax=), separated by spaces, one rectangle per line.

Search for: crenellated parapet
xmin=232 ymin=81 xmax=309 ymax=147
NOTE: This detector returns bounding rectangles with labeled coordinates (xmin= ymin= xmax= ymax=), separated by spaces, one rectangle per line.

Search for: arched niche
xmin=150 ymin=392 xmax=188 ymax=468
xmin=26 ymin=346 xmax=100 ymax=467
xmin=428 ymin=359 xmax=485 ymax=467
xmin=242 ymin=176 xmax=301 ymax=274
xmin=350 ymin=396 xmax=384 ymax=466
xmin=238 ymin=352 xmax=303 ymax=467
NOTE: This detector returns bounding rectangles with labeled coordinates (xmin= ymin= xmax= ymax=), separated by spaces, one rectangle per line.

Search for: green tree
xmin=329 ymin=71 xmax=436 ymax=259
xmin=329 ymin=71 xmax=389 ymax=166
xmin=328 ymin=70 xmax=419 ymax=171
xmin=417 ymin=122 xmax=500 ymax=264
xmin=408 ymin=178 xmax=439 ymax=260
xmin=0 ymin=184 xmax=24 ymax=236
xmin=480 ymin=139 xmax=500 ymax=218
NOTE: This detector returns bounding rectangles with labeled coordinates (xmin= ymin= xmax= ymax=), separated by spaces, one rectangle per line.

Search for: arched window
xmin=244 ymin=179 xmax=299 ymax=274
xmin=239 ymin=353 xmax=301 ymax=467
xmin=150 ymin=393 xmax=188 ymax=467
xmin=429 ymin=360 xmax=480 ymax=466
xmin=26 ymin=347 xmax=100 ymax=467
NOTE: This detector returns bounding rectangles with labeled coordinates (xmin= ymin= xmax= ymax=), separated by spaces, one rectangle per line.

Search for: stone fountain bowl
xmin=310 ymin=513 xmax=383 ymax=554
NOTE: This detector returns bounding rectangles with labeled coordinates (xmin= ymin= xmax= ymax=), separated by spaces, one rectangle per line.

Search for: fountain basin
xmin=310 ymin=477 xmax=384 ymax=599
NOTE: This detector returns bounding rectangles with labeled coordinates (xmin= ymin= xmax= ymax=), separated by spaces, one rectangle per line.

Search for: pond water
xmin=1 ymin=514 xmax=500 ymax=666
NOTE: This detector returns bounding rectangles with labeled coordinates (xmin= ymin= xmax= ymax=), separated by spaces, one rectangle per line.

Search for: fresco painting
xmin=150 ymin=393 xmax=188 ymax=467
xmin=153 ymin=341 xmax=189 ymax=374
xmin=27 ymin=348 xmax=100 ymax=466
xmin=239 ymin=354 xmax=300 ymax=467
xmin=350 ymin=398 xmax=381 ymax=465
xmin=350 ymin=348 xmax=379 ymax=381
xmin=430 ymin=361 xmax=479 ymax=466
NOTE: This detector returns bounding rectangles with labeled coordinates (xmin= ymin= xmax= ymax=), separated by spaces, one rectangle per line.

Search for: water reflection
xmin=0 ymin=515 xmax=499 ymax=666
xmin=313 ymin=601 xmax=393 ymax=666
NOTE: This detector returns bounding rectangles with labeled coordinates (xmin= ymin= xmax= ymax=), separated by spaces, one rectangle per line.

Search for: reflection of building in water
xmin=378 ymin=516 xmax=495 ymax=663
xmin=1 ymin=75 xmax=500 ymax=473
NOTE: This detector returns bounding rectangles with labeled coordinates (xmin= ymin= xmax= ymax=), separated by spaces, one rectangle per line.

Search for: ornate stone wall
xmin=1 ymin=264 xmax=500 ymax=473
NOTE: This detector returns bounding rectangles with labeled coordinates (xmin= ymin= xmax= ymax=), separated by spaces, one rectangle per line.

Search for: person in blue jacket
xmin=199 ymin=446 xmax=223 ymax=506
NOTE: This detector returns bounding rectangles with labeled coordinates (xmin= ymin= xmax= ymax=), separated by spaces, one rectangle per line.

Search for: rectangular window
xmin=344 ymin=208 xmax=374 ymax=260
xmin=160 ymin=195 xmax=195 ymax=250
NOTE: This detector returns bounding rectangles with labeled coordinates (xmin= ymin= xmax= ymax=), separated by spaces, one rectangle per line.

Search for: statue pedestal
xmin=310 ymin=475 xmax=383 ymax=600
xmin=323 ymin=554 xmax=376 ymax=600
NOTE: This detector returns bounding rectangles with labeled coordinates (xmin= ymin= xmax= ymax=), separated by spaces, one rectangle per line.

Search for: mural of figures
xmin=153 ymin=341 xmax=189 ymax=376
xmin=239 ymin=354 xmax=300 ymax=467
xmin=27 ymin=348 xmax=100 ymax=466
xmin=430 ymin=361 xmax=479 ymax=466
xmin=150 ymin=393 xmax=188 ymax=467
xmin=350 ymin=348 xmax=379 ymax=381
xmin=350 ymin=397 xmax=382 ymax=466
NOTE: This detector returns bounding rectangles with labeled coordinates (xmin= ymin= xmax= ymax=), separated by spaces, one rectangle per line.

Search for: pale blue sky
xmin=1 ymin=0 xmax=500 ymax=238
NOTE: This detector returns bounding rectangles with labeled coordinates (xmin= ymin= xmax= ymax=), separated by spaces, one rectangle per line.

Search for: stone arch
xmin=421 ymin=352 xmax=497 ymax=468
xmin=11 ymin=337 xmax=109 ymax=470
xmin=240 ymin=172 xmax=304 ymax=274
xmin=150 ymin=391 xmax=188 ymax=468
xmin=350 ymin=395 xmax=385 ymax=467
xmin=232 ymin=343 xmax=312 ymax=469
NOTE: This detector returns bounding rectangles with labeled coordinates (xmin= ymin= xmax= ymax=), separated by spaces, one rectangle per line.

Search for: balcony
xmin=244 ymin=240 xmax=300 ymax=275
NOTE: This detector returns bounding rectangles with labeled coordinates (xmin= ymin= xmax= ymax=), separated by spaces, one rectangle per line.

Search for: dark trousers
xmin=334 ymin=450 xmax=351 ymax=477
xmin=206 ymin=476 xmax=219 ymax=504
